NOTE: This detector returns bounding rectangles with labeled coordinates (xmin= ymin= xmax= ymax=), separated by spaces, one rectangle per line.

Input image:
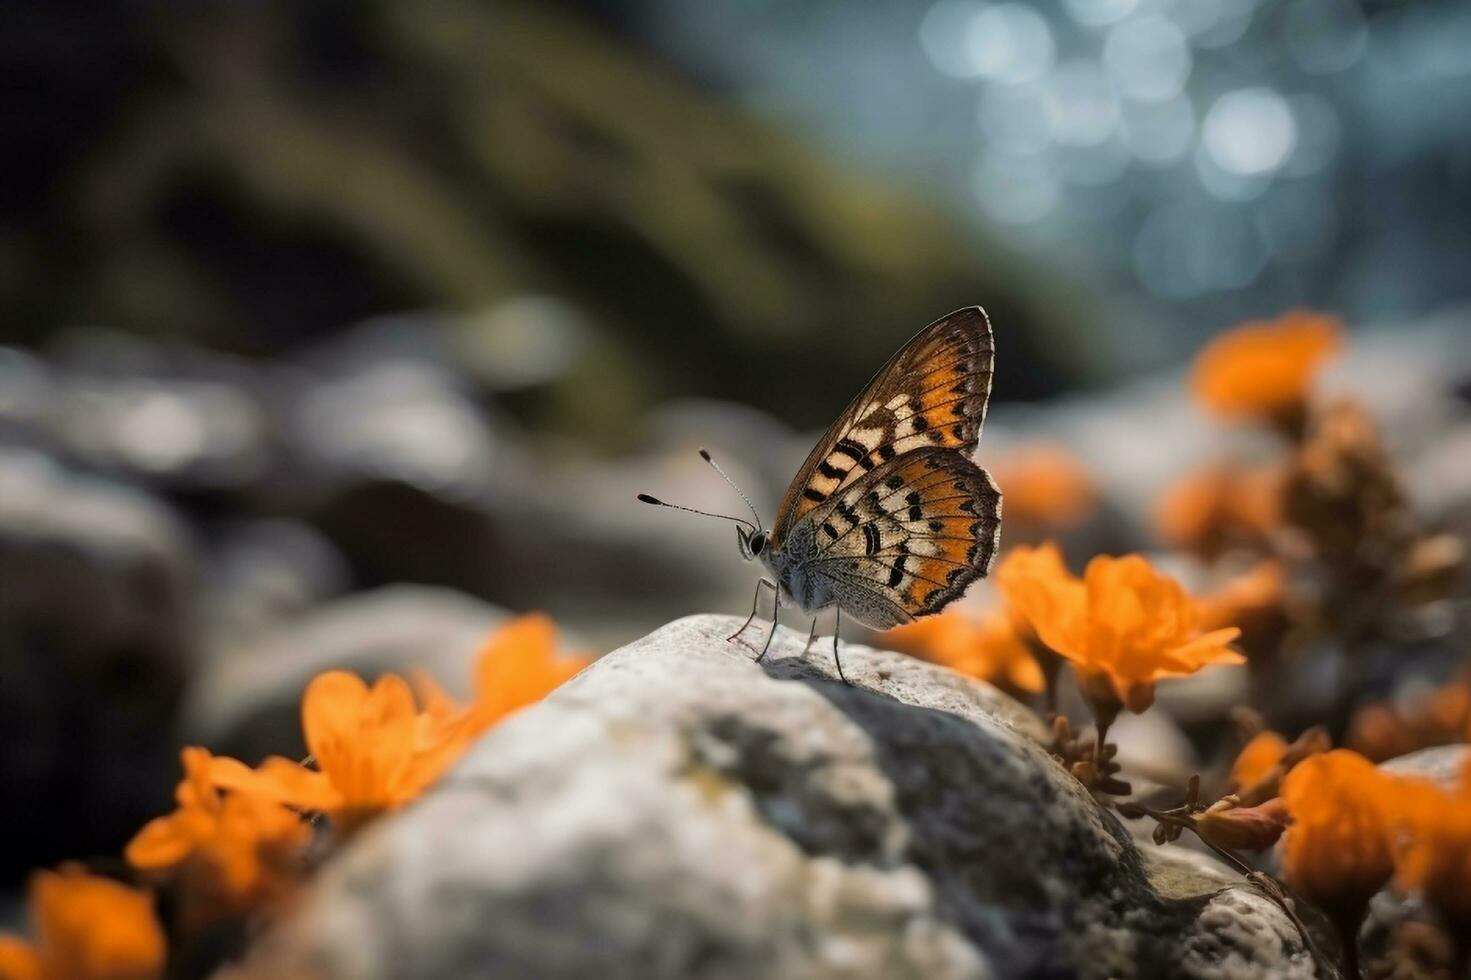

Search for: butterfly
xmin=639 ymin=307 xmax=1002 ymax=683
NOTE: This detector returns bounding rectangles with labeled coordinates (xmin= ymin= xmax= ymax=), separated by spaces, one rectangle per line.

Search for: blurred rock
xmin=1153 ymin=662 xmax=1253 ymax=729
xmin=1322 ymin=314 xmax=1471 ymax=465
xmin=556 ymin=442 xmax=782 ymax=648
xmin=184 ymin=585 xmax=511 ymax=764
xmin=280 ymin=319 xmax=534 ymax=600
xmin=638 ymin=397 xmax=808 ymax=503
xmin=0 ymin=347 xmax=52 ymax=437
xmin=286 ymin=326 xmax=507 ymax=503
xmin=1404 ymin=420 xmax=1471 ymax=528
xmin=1111 ymin=707 xmax=1198 ymax=795
xmin=0 ymin=449 xmax=193 ymax=882
xmin=1360 ymin=744 xmax=1471 ymax=969
xmin=232 ymin=615 xmax=1313 ymax=980
xmin=198 ymin=519 xmax=352 ymax=649
xmin=278 ymin=319 xmax=757 ymax=647
xmin=1379 ymin=742 xmax=1469 ymax=788
xmin=43 ymin=329 xmax=272 ymax=494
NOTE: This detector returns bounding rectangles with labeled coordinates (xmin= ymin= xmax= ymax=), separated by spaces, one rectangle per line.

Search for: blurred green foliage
xmin=3 ymin=0 xmax=1085 ymax=437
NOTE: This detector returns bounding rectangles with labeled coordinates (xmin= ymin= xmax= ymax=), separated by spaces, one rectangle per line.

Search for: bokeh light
xmin=1202 ymin=88 xmax=1298 ymax=178
xmin=1104 ymin=17 xmax=1192 ymax=103
xmin=966 ymin=4 xmax=1057 ymax=85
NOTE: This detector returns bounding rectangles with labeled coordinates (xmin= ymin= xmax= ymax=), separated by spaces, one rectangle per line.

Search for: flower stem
xmin=1334 ymin=915 xmax=1363 ymax=980
xmin=1035 ymin=644 xmax=1062 ymax=717
xmin=1094 ymin=715 xmax=1114 ymax=765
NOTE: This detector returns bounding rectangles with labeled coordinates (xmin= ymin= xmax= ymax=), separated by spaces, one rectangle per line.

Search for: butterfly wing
xmin=797 ymin=445 xmax=1002 ymax=628
xmin=769 ymin=307 xmax=994 ymax=549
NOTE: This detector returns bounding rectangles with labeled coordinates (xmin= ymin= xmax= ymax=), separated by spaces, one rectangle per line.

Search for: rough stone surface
xmin=232 ymin=615 xmax=1316 ymax=980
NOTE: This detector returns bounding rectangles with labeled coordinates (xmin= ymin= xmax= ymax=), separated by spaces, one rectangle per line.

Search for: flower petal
xmin=301 ymin=671 xmax=373 ymax=780
xmin=209 ymin=755 xmax=340 ymax=812
xmin=0 ymin=936 xmax=42 ymax=980
xmin=31 ymin=866 xmax=165 ymax=980
xmin=124 ymin=811 xmax=205 ymax=870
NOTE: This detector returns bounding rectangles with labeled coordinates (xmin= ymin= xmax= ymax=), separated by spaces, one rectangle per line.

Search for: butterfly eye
xmin=749 ymin=531 xmax=767 ymax=555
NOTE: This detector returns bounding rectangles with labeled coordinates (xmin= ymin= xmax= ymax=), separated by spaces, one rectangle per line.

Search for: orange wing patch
xmin=772 ymin=308 xmax=994 ymax=547
xmin=899 ymin=498 xmax=996 ymax=614
xmin=804 ymin=446 xmax=1002 ymax=620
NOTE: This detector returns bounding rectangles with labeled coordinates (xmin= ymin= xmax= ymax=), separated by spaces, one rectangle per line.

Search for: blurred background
xmin=2 ymin=0 xmax=1469 ymax=896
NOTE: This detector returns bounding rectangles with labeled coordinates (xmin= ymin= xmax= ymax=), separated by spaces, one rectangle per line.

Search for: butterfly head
xmin=737 ymin=527 xmax=769 ymax=561
xmin=638 ymin=448 xmax=770 ymax=561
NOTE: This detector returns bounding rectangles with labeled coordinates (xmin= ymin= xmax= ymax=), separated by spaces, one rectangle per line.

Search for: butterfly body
xmin=644 ymin=306 xmax=1002 ymax=680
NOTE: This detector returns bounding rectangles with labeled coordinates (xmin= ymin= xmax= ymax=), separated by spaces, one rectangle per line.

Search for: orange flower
xmin=1193 ymin=560 xmax=1285 ymax=633
xmin=125 ymin=747 xmax=308 ymax=924
xmin=212 ymin=615 xmax=589 ymax=831
xmin=1191 ymin=310 xmax=1343 ymax=423
xmin=415 ymin=613 xmax=593 ymax=737
xmin=1392 ymin=758 xmax=1471 ymax=930
xmin=994 ymin=543 xmax=1084 ymax=643
xmin=0 ymin=940 xmax=41 ymax=980
xmin=1230 ymin=731 xmax=1288 ymax=796
xmin=1229 ymin=726 xmax=1329 ymax=807
xmin=211 ymin=671 xmax=466 ymax=832
xmin=1344 ymin=704 xmax=1417 ymax=764
xmin=988 ymin=444 xmax=1096 ymax=530
xmin=1155 ymin=463 xmax=1283 ymax=558
xmin=0 ymin=866 xmax=164 ymax=980
xmin=998 ymin=544 xmax=1243 ymax=714
xmin=1346 ymin=674 xmax=1471 ymax=762
xmin=884 ymin=607 xmax=1044 ymax=694
xmin=466 ymin=613 xmax=591 ymax=727
xmin=1280 ymin=750 xmax=1396 ymax=933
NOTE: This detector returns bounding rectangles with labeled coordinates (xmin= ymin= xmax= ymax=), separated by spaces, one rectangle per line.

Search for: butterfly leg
xmin=799 ymin=606 xmax=850 ymax=684
xmin=754 ymin=589 xmax=780 ymax=664
xmin=831 ymin=606 xmax=850 ymax=686
xmin=729 ymin=578 xmax=776 ymax=642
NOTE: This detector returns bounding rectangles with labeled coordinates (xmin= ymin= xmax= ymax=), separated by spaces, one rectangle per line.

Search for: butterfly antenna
xmin=636 ymin=493 xmax=756 ymax=532
xmin=698 ymin=448 xmax=763 ymax=529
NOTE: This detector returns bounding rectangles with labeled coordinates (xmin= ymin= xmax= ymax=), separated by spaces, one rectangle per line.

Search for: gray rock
xmin=198 ymin=519 xmax=352 ymax=649
xmin=0 ymin=449 xmax=194 ymax=879
xmin=280 ymin=322 xmax=590 ymax=612
xmin=42 ymin=328 xmax=273 ymax=492
xmin=0 ymin=346 xmax=52 ymax=436
xmin=231 ymin=614 xmax=1316 ymax=980
xmin=184 ymin=585 xmax=512 ymax=764
xmin=1379 ymin=743 xmax=1469 ymax=787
